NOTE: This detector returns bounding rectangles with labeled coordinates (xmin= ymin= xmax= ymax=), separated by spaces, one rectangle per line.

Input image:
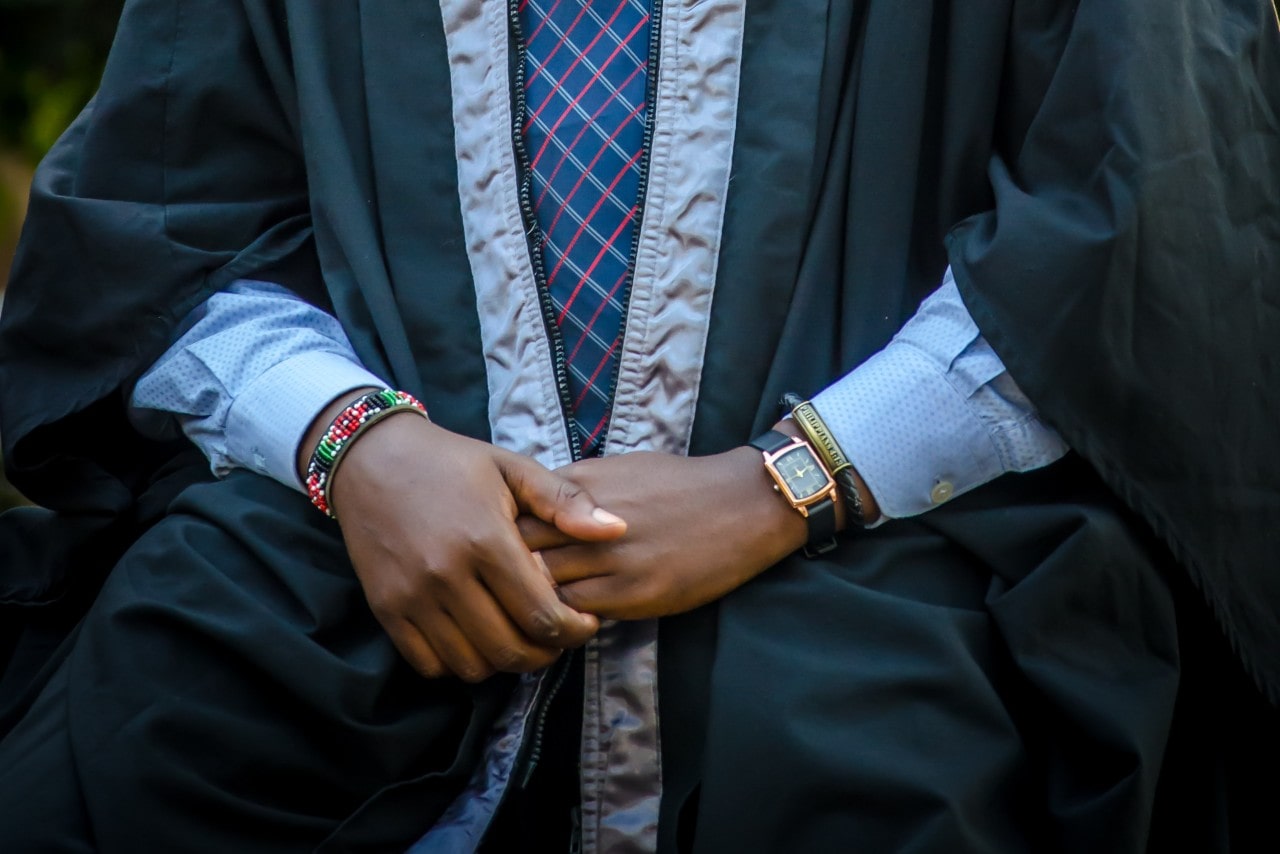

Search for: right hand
xmin=302 ymin=391 xmax=627 ymax=682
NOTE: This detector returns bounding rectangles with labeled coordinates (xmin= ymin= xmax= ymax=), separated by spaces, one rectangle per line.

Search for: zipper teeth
xmin=518 ymin=649 xmax=576 ymax=789
xmin=591 ymin=0 xmax=664 ymax=456
xmin=504 ymin=0 xmax=664 ymax=795
xmin=504 ymin=0 xmax=587 ymax=796
xmin=509 ymin=0 xmax=584 ymax=463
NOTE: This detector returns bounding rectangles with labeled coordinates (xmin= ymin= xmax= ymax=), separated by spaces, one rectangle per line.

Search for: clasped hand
xmin=521 ymin=449 xmax=807 ymax=620
xmin=330 ymin=412 xmax=805 ymax=682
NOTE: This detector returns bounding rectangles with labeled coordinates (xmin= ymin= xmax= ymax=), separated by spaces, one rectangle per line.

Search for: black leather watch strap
xmin=748 ymin=429 xmax=793 ymax=455
xmin=800 ymin=494 xmax=838 ymax=557
xmin=749 ymin=430 xmax=838 ymax=557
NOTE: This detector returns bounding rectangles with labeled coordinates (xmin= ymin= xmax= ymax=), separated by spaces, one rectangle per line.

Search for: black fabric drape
xmin=947 ymin=0 xmax=1280 ymax=703
xmin=0 ymin=0 xmax=1277 ymax=848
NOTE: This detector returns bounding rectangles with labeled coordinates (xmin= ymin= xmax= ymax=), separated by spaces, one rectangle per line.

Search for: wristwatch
xmin=779 ymin=392 xmax=866 ymax=527
xmin=748 ymin=429 xmax=839 ymax=556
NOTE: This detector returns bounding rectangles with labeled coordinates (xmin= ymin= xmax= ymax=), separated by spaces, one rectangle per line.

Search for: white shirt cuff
xmin=222 ymin=350 xmax=386 ymax=490
xmin=810 ymin=269 xmax=1068 ymax=520
xmin=813 ymin=344 xmax=1006 ymax=519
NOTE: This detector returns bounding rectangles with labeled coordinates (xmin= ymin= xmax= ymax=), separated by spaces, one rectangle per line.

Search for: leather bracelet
xmin=780 ymin=392 xmax=866 ymax=527
xmin=305 ymin=389 xmax=429 ymax=518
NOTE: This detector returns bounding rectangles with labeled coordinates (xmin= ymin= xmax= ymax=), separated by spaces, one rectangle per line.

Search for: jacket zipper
xmin=508 ymin=0 xmax=583 ymax=462
xmin=589 ymin=0 xmax=665 ymax=453
xmin=517 ymin=647 xmax=577 ymax=789
xmin=502 ymin=0 xmax=577 ymax=796
xmin=504 ymin=0 xmax=665 ymax=797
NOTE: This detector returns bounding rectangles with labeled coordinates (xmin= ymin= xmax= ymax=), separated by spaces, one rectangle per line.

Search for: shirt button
xmin=930 ymin=481 xmax=955 ymax=505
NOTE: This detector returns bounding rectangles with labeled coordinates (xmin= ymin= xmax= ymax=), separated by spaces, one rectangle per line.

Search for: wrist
xmin=722 ymin=444 xmax=810 ymax=561
xmin=296 ymin=386 xmax=382 ymax=481
xmin=750 ymin=426 xmax=839 ymax=554
xmin=325 ymin=407 xmax=442 ymax=518
xmin=297 ymin=388 xmax=430 ymax=517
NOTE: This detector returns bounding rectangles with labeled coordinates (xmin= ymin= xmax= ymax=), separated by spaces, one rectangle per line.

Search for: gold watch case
xmin=760 ymin=437 xmax=837 ymax=518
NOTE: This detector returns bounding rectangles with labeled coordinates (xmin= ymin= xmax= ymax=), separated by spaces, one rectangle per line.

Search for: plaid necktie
xmin=520 ymin=0 xmax=652 ymax=457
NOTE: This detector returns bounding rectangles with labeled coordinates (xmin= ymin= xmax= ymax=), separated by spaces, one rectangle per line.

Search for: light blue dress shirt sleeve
xmin=811 ymin=267 xmax=1069 ymax=520
xmin=129 ymin=279 xmax=388 ymax=491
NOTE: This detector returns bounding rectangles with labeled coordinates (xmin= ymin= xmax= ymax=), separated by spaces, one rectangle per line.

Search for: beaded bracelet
xmin=780 ymin=392 xmax=866 ymax=527
xmin=305 ymin=388 xmax=428 ymax=518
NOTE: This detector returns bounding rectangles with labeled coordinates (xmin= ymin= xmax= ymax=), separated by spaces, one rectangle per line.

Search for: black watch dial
xmin=775 ymin=445 xmax=829 ymax=501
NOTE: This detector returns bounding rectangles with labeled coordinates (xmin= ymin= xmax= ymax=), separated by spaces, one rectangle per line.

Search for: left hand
xmin=517 ymin=445 xmax=810 ymax=620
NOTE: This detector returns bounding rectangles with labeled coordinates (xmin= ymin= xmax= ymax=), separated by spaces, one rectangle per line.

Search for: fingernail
xmin=592 ymin=507 xmax=624 ymax=526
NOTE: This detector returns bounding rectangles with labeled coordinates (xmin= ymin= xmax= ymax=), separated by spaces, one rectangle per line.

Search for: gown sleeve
xmin=0 ymin=0 xmax=317 ymax=511
xmin=947 ymin=0 xmax=1280 ymax=701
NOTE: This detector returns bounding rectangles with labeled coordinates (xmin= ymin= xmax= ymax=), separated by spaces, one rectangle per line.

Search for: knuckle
xmin=526 ymin=609 xmax=564 ymax=643
xmin=637 ymin=577 xmax=665 ymax=607
xmin=413 ymin=657 xmax=445 ymax=679
xmin=417 ymin=561 xmax=456 ymax=593
xmin=554 ymin=588 xmax=584 ymax=615
xmin=456 ymin=662 xmax=493 ymax=684
xmin=465 ymin=530 xmax=495 ymax=560
xmin=490 ymin=644 xmax=531 ymax=672
xmin=365 ymin=588 xmax=404 ymax=622
xmin=554 ymin=479 xmax=584 ymax=507
xmin=501 ymin=458 xmax=527 ymax=489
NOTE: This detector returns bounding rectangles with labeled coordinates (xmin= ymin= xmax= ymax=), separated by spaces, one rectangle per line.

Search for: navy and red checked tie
xmin=520 ymin=0 xmax=653 ymax=457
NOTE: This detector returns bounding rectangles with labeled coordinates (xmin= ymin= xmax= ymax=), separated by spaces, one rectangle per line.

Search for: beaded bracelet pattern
xmin=781 ymin=392 xmax=866 ymax=527
xmin=305 ymin=389 xmax=428 ymax=518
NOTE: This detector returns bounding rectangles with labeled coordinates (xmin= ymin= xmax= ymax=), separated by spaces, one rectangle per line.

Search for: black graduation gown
xmin=1 ymin=0 xmax=1277 ymax=851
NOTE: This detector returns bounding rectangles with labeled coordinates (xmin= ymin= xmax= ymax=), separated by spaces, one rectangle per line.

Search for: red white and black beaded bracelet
xmin=304 ymin=388 xmax=427 ymax=518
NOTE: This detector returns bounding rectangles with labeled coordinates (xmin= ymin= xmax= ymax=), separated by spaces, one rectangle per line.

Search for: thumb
xmin=498 ymin=454 xmax=626 ymax=542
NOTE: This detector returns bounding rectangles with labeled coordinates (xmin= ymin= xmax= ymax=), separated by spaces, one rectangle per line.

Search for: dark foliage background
xmin=1 ymin=0 xmax=124 ymax=158
xmin=1 ymin=0 xmax=124 ymax=509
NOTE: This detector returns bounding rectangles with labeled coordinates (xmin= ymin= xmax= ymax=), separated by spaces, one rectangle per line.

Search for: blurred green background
xmin=1 ymin=0 xmax=124 ymax=509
